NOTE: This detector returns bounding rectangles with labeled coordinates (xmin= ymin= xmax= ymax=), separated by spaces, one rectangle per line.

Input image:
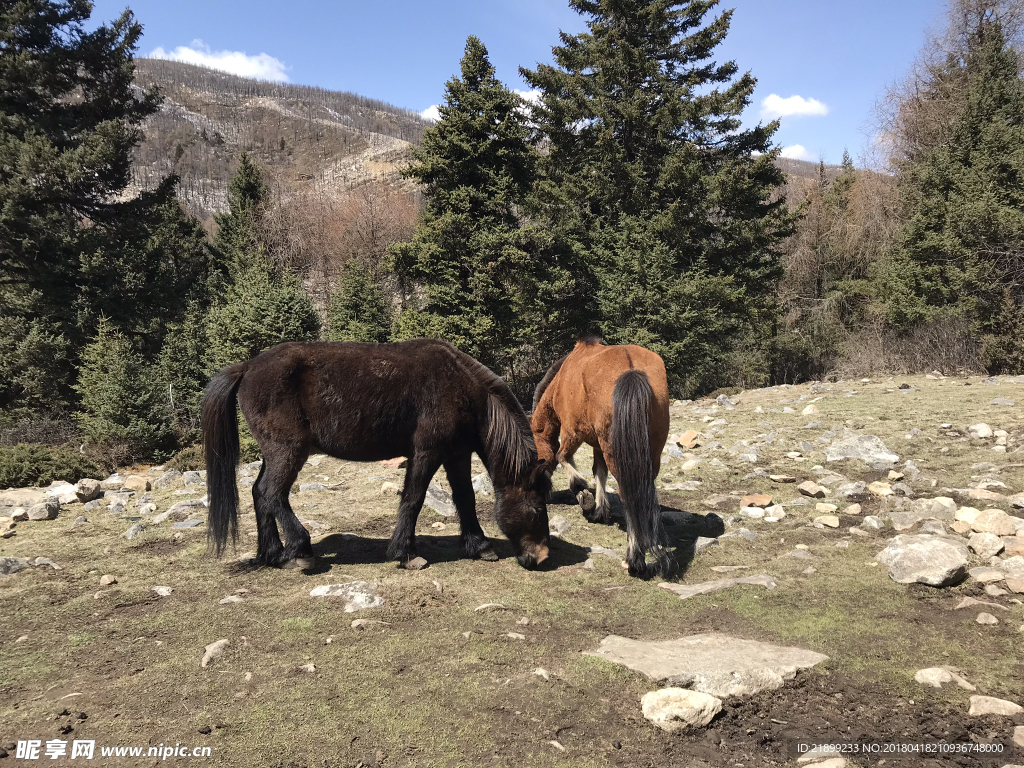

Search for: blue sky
xmin=91 ymin=0 xmax=946 ymax=165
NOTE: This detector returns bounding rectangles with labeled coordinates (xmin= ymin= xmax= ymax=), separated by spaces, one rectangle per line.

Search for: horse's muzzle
xmin=517 ymin=543 xmax=550 ymax=570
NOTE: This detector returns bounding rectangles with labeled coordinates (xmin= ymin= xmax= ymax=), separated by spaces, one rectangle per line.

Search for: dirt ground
xmin=2 ymin=373 xmax=1024 ymax=767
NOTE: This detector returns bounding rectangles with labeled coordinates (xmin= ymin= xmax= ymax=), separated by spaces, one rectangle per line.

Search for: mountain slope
xmin=130 ymin=59 xmax=429 ymax=218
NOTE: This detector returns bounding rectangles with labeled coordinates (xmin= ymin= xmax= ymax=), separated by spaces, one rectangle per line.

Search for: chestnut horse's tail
xmin=611 ymin=369 xmax=667 ymax=579
xmin=202 ymin=362 xmax=248 ymax=557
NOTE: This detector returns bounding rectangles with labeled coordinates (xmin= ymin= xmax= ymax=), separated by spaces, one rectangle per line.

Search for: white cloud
xmin=760 ymin=94 xmax=829 ymax=120
xmin=780 ymin=144 xmax=815 ymax=161
xmin=419 ymin=105 xmax=441 ymax=122
xmin=513 ymin=88 xmax=542 ymax=107
xmin=149 ymin=40 xmax=289 ymax=82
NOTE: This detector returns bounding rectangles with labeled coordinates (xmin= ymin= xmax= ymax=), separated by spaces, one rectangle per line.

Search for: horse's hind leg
xmin=444 ymin=453 xmax=497 ymax=562
xmin=256 ymin=445 xmax=314 ymax=569
xmin=557 ymin=432 xmax=595 ymax=515
xmin=592 ymin=446 xmax=613 ymax=525
xmin=387 ymin=450 xmax=441 ymax=565
xmin=252 ymin=461 xmax=285 ymax=567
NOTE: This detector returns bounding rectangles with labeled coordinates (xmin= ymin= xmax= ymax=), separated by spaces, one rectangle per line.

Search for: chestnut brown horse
xmin=531 ymin=338 xmax=669 ymax=577
xmin=203 ymin=339 xmax=551 ymax=571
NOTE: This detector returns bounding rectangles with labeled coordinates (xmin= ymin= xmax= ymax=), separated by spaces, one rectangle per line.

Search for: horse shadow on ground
xmin=550 ymin=488 xmax=725 ymax=581
xmin=309 ymin=531 xmax=591 ymax=573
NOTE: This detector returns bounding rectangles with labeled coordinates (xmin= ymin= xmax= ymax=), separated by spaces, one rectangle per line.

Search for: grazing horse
xmin=202 ymin=339 xmax=552 ymax=571
xmin=531 ymin=338 xmax=669 ymax=577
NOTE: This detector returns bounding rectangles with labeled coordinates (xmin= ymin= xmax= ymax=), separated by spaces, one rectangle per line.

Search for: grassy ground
xmin=1 ymin=373 xmax=1023 ymax=767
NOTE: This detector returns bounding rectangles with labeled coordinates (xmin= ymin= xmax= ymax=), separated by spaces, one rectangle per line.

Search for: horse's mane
xmin=532 ymin=353 xmax=567 ymax=412
xmin=442 ymin=343 xmax=537 ymax=482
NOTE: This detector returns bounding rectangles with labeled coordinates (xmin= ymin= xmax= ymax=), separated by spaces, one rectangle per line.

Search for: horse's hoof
xmin=282 ymin=557 xmax=317 ymax=571
xmin=477 ymin=547 xmax=499 ymax=562
xmin=577 ymin=489 xmax=596 ymax=514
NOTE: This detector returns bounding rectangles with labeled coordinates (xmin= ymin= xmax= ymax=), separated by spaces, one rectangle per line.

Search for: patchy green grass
xmin=1 ymin=373 xmax=1023 ymax=766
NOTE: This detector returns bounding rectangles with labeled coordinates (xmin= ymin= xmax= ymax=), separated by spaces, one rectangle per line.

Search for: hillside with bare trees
xmin=129 ymin=59 xmax=429 ymax=219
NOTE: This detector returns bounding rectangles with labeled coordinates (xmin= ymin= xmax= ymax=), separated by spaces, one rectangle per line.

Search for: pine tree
xmin=214 ymin=151 xmax=271 ymax=274
xmin=327 ymin=261 xmax=390 ymax=342
xmin=885 ymin=13 xmax=1024 ymax=370
xmin=0 ymin=1 xmax=162 ymax=411
xmin=389 ymin=36 xmax=542 ymax=380
xmin=206 ymin=261 xmax=321 ymax=370
xmin=522 ymin=0 xmax=795 ymax=393
xmin=75 ymin=318 xmax=175 ymax=467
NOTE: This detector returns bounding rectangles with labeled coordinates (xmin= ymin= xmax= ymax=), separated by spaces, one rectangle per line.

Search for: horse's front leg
xmin=444 ymin=453 xmax=497 ymax=561
xmin=387 ymin=450 xmax=441 ymax=565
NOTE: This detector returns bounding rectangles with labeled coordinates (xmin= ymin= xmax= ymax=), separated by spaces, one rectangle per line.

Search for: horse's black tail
xmin=611 ymin=369 xmax=666 ymax=579
xmin=202 ymin=362 xmax=247 ymax=557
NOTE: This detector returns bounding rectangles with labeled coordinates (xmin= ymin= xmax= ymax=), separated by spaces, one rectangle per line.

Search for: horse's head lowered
xmin=494 ymin=458 xmax=552 ymax=569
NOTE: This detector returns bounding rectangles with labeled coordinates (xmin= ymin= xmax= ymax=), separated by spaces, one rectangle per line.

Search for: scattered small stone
xmin=404 ymin=556 xmax=428 ymax=571
xmin=298 ymin=663 xmax=316 ymax=673
xmin=914 ymin=667 xmax=976 ymax=691
xmin=309 ymin=581 xmax=384 ymax=612
xmin=844 ymin=503 xmax=862 ymax=516
xmin=976 ymin=612 xmax=999 ymax=625
xmin=200 ymin=639 xmax=229 ymax=668
xmin=814 ymin=515 xmax=840 ymax=528
xmin=380 ymin=481 xmax=400 ymax=495
xmin=548 ymin=515 xmax=571 ymax=537
xmin=474 ymin=603 xmax=507 ymax=612
xmin=219 ymin=595 xmax=244 ymax=605
xmin=534 ymin=668 xmax=550 ymax=681
xmin=99 ymin=574 xmax=117 ymax=586
xmin=123 ymin=523 xmax=145 ymax=540
xmin=506 ymin=632 xmax=526 ymax=641
xmin=798 ymin=481 xmax=825 ymax=498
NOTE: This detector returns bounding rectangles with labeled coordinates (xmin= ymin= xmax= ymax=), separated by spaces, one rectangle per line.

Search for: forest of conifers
xmin=2 ymin=0 xmax=1024 ymax=481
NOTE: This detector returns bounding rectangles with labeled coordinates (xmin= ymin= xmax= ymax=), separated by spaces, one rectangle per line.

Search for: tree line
xmin=2 ymin=0 xmax=1024 ymax=478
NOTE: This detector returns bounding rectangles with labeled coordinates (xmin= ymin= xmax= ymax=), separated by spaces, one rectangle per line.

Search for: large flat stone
xmin=658 ymin=574 xmax=776 ymax=600
xmin=584 ymin=633 xmax=828 ymax=698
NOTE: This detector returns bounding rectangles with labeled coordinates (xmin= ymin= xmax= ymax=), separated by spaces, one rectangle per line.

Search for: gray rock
xmin=72 ymin=515 xmax=88 ymax=529
xmin=309 ymin=581 xmax=384 ymax=612
xmin=424 ymin=484 xmax=456 ymax=517
xmin=968 ymin=695 xmax=1023 ymax=716
xmin=914 ymin=667 xmax=976 ymax=691
xmin=658 ymin=574 xmax=776 ymax=599
xmin=182 ymin=471 xmax=204 ymax=486
xmin=834 ymin=481 xmax=867 ymax=498
xmin=721 ymin=527 xmax=757 ymax=542
xmin=472 ymin=472 xmax=493 ymax=496
xmin=969 ymin=532 xmax=1004 ymax=559
xmin=875 ymin=534 xmax=970 ymax=586
xmin=588 ymin=545 xmax=625 ymax=561
xmin=0 ymin=556 xmax=32 ymax=575
xmin=298 ymin=483 xmax=327 ymax=493
xmin=888 ymin=497 xmax=957 ymax=531
xmin=124 ymin=523 xmax=145 ymax=540
xmin=27 ymin=500 xmax=60 ymax=521
xmin=991 ymin=398 xmax=1016 ymax=406
xmin=83 ymin=500 xmax=101 ymax=511
xmin=641 ymin=688 xmax=722 ymax=732
xmin=107 ymin=499 xmax=126 ymax=516
xmin=154 ymin=469 xmax=183 ymax=489
xmin=825 ymin=431 xmax=899 ymax=466
xmin=919 ymin=520 xmax=946 ymax=535
xmin=75 ymin=478 xmax=102 ymax=503
xmin=861 ymin=515 xmax=885 ymax=530
xmin=585 ymin=633 xmax=829 ymax=698
xmin=548 ymin=515 xmax=571 ymax=537
xmin=904 ymin=460 xmax=922 ymax=482
xmin=172 ymin=519 xmax=203 ymax=529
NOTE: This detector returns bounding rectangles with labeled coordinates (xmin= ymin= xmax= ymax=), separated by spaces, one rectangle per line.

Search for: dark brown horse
xmin=531 ymin=338 xmax=670 ymax=578
xmin=202 ymin=339 xmax=551 ymax=570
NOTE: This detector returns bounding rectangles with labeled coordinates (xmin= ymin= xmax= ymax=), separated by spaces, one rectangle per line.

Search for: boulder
xmin=74 ymin=479 xmax=102 ymax=503
xmin=27 ymin=500 xmax=60 ymax=521
xmin=969 ymin=532 xmax=1004 ymax=559
xmin=968 ymin=696 xmax=1022 ymax=716
xmin=154 ymin=469 xmax=183 ymax=489
xmin=875 ymin=534 xmax=970 ymax=586
xmin=972 ymin=509 xmax=1018 ymax=536
xmin=888 ymin=497 xmax=956 ymax=531
xmin=123 ymin=476 xmax=151 ymax=492
xmin=641 ymin=688 xmax=722 ymax=732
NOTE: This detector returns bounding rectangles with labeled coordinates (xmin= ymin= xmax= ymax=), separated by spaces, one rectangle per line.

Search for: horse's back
xmin=540 ymin=341 xmax=669 ymax=446
xmin=235 ymin=339 xmax=483 ymax=460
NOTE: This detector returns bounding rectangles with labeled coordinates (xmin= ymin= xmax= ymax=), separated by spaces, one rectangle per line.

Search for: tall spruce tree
xmin=0 ymin=1 xmax=214 ymax=420
xmin=522 ymin=0 xmax=794 ymax=393
xmin=885 ymin=13 xmax=1024 ymax=371
xmin=205 ymin=154 xmax=320 ymax=370
xmin=389 ymin=36 xmax=542 ymax=381
xmin=327 ymin=260 xmax=390 ymax=343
